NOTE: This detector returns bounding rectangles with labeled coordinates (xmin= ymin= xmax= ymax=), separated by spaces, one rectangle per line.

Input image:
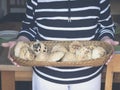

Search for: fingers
xmin=8 ymin=50 xmax=20 ymax=67
xmin=1 ymin=42 xmax=10 ymax=47
xmin=1 ymin=41 xmax=16 ymax=48
xmin=2 ymin=41 xmax=20 ymax=67
xmin=102 ymin=39 xmax=119 ymax=46
xmin=112 ymin=41 xmax=119 ymax=46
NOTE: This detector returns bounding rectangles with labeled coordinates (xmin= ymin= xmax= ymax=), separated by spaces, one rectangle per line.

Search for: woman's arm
xmin=17 ymin=0 xmax=38 ymax=41
xmin=98 ymin=0 xmax=119 ymax=45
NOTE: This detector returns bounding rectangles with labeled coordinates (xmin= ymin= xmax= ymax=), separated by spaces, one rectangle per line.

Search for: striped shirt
xmin=18 ymin=0 xmax=115 ymax=84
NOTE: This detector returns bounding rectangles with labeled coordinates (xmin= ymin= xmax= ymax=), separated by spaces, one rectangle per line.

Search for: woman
xmin=2 ymin=0 xmax=119 ymax=90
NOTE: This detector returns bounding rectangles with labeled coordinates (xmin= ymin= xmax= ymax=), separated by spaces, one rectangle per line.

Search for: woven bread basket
xmin=11 ymin=40 xmax=114 ymax=67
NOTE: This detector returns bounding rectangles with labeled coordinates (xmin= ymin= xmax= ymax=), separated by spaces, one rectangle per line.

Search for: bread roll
xmin=62 ymin=52 xmax=77 ymax=61
xmin=14 ymin=41 xmax=29 ymax=57
xmin=69 ymin=41 xmax=81 ymax=53
xmin=30 ymin=41 xmax=47 ymax=55
xmin=76 ymin=47 xmax=92 ymax=61
xmin=51 ymin=44 xmax=68 ymax=53
xmin=35 ymin=52 xmax=48 ymax=61
xmin=48 ymin=51 xmax=65 ymax=62
xmin=18 ymin=46 xmax=36 ymax=60
xmin=92 ymin=46 xmax=106 ymax=59
xmin=14 ymin=41 xmax=36 ymax=60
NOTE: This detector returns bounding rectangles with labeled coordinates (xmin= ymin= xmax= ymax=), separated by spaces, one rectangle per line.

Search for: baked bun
xmin=35 ymin=52 xmax=48 ymax=61
xmin=48 ymin=51 xmax=65 ymax=62
xmin=51 ymin=44 xmax=68 ymax=53
xmin=35 ymin=51 xmax=65 ymax=62
xmin=14 ymin=41 xmax=36 ymax=60
xmin=30 ymin=41 xmax=47 ymax=55
xmin=76 ymin=47 xmax=92 ymax=61
xmin=92 ymin=46 xmax=106 ymax=59
xmin=18 ymin=46 xmax=36 ymax=60
xmin=62 ymin=52 xmax=77 ymax=61
xmin=69 ymin=41 xmax=81 ymax=53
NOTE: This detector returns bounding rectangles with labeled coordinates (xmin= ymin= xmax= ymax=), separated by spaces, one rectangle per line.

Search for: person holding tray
xmin=2 ymin=0 xmax=119 ymax=90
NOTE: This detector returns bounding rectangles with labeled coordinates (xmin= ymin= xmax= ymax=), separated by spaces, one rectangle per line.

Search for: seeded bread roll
xmin=69 ymin=41 xmax=81 ymax=53
xmin=76 ymin=47 xmax=92 ymax=61
xmin=30 ymin=41 xmax=47 ymax=55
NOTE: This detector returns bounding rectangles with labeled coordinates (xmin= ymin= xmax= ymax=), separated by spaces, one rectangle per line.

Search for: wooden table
xmin=0 ymin=48 xmax=32 ymax=90
xmin=0 ymin=65 xmax=32 ymax=90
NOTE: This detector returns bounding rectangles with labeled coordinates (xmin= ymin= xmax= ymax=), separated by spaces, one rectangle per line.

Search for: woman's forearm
xmin=16 ymin=36 xmax=30 ymax=42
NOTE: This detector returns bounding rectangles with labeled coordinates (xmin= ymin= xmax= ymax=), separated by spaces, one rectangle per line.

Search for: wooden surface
xmin=1 ymin=71 xmax=15 ymax=90
xmin=105 ymin=54 xmax=120 ymax=90
xmin=0 ymin=48 xmax=32 ymax=90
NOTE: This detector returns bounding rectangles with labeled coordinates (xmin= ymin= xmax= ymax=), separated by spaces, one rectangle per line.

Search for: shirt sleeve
xmin=17 ymin=0 xmax=38 ymax=41
xmin=97 ymin=0 xmax=115 ymax=40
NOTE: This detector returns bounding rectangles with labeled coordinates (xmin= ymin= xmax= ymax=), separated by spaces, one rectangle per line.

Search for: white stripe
xmin=22 ymin=21 xmax=31 ymax=24
xmin=100 ymin=0 xmax=106 ymax=4
xmin=46 ymin=67 xmax=92 ymax=72
xmin=26 ymin=14 xmax=33 ymax=19
xmin=37 ymin=32 xmax=95 ymax=41
xmin=34 ymin=66 xmax=103 ymax=81
xmin=29 ymin=28 xmax=37 ymax=34
xmin=31 ymin=0 xmax=37 ymax=6
xmin=99 ymin=29 xmax=114 ymax=37
xmin=100 ymin=4 xmax=110 ymax=14
xmin=19 ymin=31 xmax=35 ymax=38
xmin=37 ymin=0 xmax=69 ymax=2
xmin=100 ymin=23 xmax=114 ymax=28
xmin=98 ymin=15 xmax=111 ymax=22
xmin=36 ymin=16 xmax=98 ymax=20
xmin=36 ymin=21 xmax=97 ymax=31
xmin=35 ymin=6 xmax=100 ymax=12
xmin=27 ymin=4 xmax=33 ymax=10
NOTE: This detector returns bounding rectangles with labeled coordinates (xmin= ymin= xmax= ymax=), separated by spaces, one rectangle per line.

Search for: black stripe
xmin=35 ymin=66 xmax=102 ymax=78
xmin=37 ymin=27 xmax=96 ymax=38
xmin=36 ymin=19 xmax=98 ymax=27
xmin=36 ymin=0 xmax=99 ymax=9
xmin=33 ymin=65 xmax=104 ymax=84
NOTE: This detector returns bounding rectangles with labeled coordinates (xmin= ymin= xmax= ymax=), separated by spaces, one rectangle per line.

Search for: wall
xmin=0 ymin=0 xmax=5 ymax=18
xmin=111 ymin=0 xmax=120 ymax=15
xmin=1 ymin=0 xmax=7 ymax=15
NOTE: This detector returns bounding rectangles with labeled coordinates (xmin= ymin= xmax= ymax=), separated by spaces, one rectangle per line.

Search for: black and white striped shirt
xmin=18 ymin=0 xmax=115 ymax=84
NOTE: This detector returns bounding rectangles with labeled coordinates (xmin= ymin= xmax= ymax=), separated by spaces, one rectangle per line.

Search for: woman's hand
xmin=101 ymin=36 xmax=119 ymax=46
xmin=1 ymin=41 xmax=20 ymax=66
xmin=101 ymin=36 xmax=119 ymax=65
xmin=1 ymin=36 xmax=30 ymax=67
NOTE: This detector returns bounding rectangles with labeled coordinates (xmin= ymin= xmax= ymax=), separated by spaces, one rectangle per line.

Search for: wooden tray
xmin=11 ymin=41 xmax=114 ymax=67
